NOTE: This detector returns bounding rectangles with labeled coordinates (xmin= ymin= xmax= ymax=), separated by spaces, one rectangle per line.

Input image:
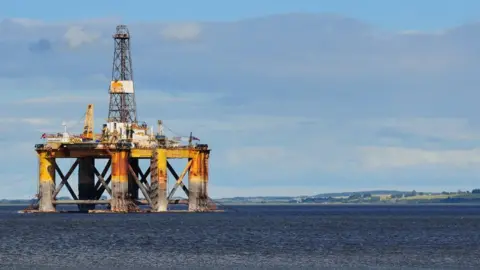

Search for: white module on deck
xmin=106 ymin=121 xmax=152 ymax=142
xmin=132 ymin=127 xmax=150 ymax=142
xmin=106 ymin=122 xmax=127 ymax=140
xmin=45 ymin=132 xmax=70 ymax=143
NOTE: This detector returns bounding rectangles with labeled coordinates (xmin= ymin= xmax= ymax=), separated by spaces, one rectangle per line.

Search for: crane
xmin=82 ymin=104 xmax=94 ymax=141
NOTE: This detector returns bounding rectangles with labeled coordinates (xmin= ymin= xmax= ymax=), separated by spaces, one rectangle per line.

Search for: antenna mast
xmin=108 ymin=25 xmax=137 ymax=123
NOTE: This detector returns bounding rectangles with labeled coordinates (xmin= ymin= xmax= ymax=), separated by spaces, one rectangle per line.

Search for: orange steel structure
xmin=32 ymin=145 xmax=212 ymax=213
xmin=25 ymin=24 xmax=216 ymax=213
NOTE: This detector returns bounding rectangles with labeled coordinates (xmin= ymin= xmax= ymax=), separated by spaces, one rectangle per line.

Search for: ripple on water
xmin=0 ymin=205 xmax=479 ymax=269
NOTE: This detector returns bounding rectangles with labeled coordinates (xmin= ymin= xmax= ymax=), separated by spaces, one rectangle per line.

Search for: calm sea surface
xmin=0 ymin=204 xmax=479 ymax=269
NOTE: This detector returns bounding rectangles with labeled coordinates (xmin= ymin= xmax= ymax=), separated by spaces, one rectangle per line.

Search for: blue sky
xmin=1 ymin=0 xmax=479 ymax=30
xmin=1 ymin=2 xmax=480 ymax=199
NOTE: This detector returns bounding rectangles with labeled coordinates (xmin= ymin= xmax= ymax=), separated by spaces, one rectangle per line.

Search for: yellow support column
xmin=38 ymin=152 xmax=56 ymax=212
xmin=111 ymin=151 xmax=129 ymax=212
xmin=188 ymin=152 xmax=202 ymax=211
xmin=150 ymin=149 xmax=168 ymax=212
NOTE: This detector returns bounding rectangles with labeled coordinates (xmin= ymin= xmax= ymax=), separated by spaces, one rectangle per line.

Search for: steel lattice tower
xmin=108 ymin=25 xmax=137 ymax=123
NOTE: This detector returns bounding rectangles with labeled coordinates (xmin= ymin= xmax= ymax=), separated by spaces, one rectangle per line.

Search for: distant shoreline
xmin=218 ymin=202 xmax=480 ymax=206
xmin=2 ymin=190 xmax=480 ymax=206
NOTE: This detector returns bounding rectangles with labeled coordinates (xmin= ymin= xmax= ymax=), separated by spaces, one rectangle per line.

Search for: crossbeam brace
xmin=95 ymin=175 xmax=112 ymax=199
xmin=135 ymin=164 xmax=151 ymax=190
xmin=167 ymin=160 xmax=192 ymax=200
xmin=94 ymin=159 xmax=111 ymax=191
xmin=53 ymin=160 xmax=79 ymax=200
xmin=91 ymin=164 xmax=112 ymax=196
xmin=127 ymin=164 xmax=153 ymax=207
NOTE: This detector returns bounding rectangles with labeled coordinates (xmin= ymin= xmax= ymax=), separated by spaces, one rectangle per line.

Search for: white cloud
xmin=225 ymin=146 xmax=287 ymax=167
xmin=7 ymin=18 xmax=44 ymax=28
xmin=358 ymin=146 xmax=480 ymax=170
xmin=63 ymin=26 xmax=100 ymax=48
xmin=137 ymin=90 xmax=223 ymax=105
xmin=0 ymin=117 xmax=52 ymax=125
xmin=159 ymin=115 xmax=318 ymax=135
xmin=357 ymin=117 xmax=480 ymax=141
xmin=398 ymin=29 xmax=448 ymax=36
xmin=0 ymin=77 xmax=73 ymax=95
xmin=18 ymin=95 xmax=103 ymax=104
xmin=209 ymin=185 xmax=320 ymax=198
xmin=161 ymin=23 xmax=202 ymax=41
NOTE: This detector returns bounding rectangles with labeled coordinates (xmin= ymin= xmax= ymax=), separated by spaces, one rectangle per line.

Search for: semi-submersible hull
xmin=24 ymin=143 xmax=218 ymax=213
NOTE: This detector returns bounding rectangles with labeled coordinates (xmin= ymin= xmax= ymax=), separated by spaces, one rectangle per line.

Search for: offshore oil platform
xmin=24 ymin=25 xmax=216 ymax=213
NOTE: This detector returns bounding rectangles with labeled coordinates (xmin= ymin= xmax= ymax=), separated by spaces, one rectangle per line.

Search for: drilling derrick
xmin=108 ymin=25 xmax=137 ymax=123
xmin=29 ymin=24 xmax=216 ymax=214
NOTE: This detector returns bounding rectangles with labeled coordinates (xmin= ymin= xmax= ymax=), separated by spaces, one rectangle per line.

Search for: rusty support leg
xmin=128 ymin=158 xmax=139 ymax=200
xmin=78 ymin=157 xmax=95 ymax=212
xmin=111 ymin=151 xmax=129 ymax=212
xmin=150 ymin=149 xmax=168 ymax=212
xmin=38 ymin=152 xmax=55 ymax=212
xmin=188 ymin=153 xmax=202 ymax=212
xmin=199 ymin=152 xmax=210 ymax=210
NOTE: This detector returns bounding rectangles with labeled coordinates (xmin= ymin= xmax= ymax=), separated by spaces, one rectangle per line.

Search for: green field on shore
xmin=2 ymin=191 xmax=480 ymax=205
